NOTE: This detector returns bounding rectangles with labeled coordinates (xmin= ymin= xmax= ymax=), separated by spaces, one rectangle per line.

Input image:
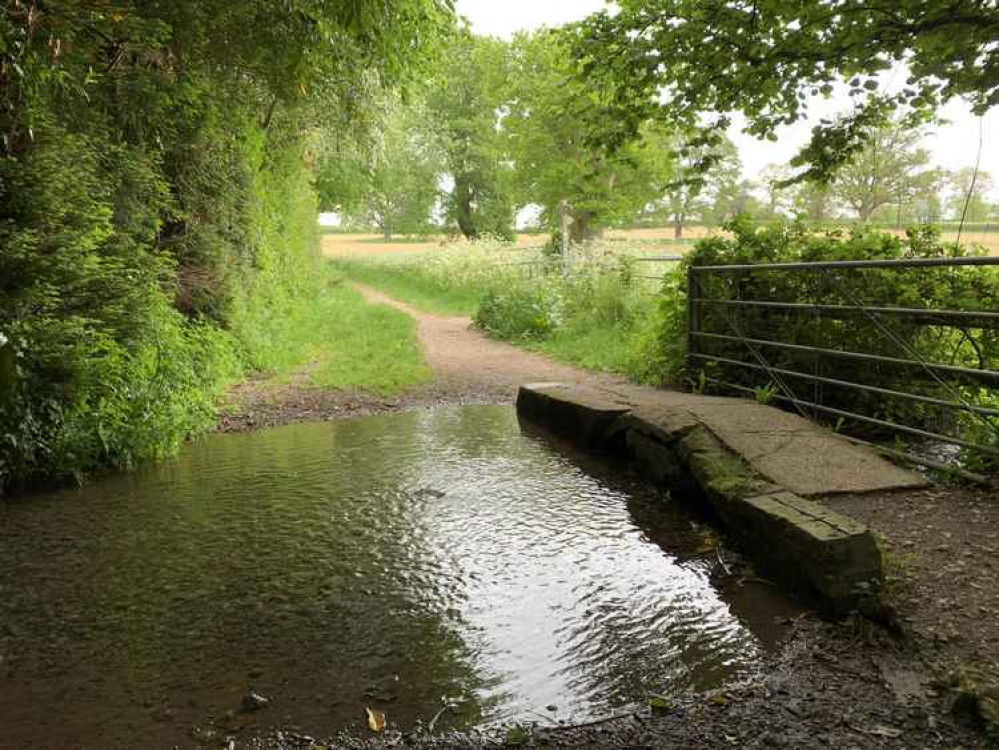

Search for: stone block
xmin=737 ymin=491 xmax=883 ymax=616
xmin=516 ymin=383 xmax=631 ymax=446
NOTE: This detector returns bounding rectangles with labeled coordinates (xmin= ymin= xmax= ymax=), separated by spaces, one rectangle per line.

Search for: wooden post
xmin=558 ymin=199 xmax=571 ymax=256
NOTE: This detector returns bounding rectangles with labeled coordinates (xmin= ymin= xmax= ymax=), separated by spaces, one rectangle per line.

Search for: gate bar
xmin=690 ymin=256 xmax=999 ymax=273
xmin=689 ymin=352 xmax=999 ymax=417
xmin=692 ymin=331 xmax=999 ymax=385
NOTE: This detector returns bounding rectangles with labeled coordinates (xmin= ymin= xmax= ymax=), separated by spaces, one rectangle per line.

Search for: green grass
xmin=259 ymin=275 xmax=431 ymax=395
xmin=528 ymin=324 xmax=635 ymax=373
xmin=331 ymin=259 xmax=484 ymax=316
xmin=312 ymin=283 xmax=431 ymax=393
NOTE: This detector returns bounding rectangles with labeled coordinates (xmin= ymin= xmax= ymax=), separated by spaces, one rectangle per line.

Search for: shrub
xmin=475 ymin=279 xmax=558 ymax=340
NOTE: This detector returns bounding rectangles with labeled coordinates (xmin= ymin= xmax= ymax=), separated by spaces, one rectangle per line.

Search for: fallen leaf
xmin=365 ymin=706 xmax=386 ymax=733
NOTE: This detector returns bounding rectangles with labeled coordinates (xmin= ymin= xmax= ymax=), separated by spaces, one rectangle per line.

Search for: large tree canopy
xmin=830 ymin=121 xmax=939 ymax=222
xmin=506 ymin=30 xmax=664 ymax=243
xmin=573 ymin=0 xmax=999 ymax=181
xmin=424 ymin=28 xmax=515 ymax=239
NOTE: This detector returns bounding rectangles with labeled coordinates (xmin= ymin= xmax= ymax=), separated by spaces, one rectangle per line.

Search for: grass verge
xmin=262 ymin=274 xmax=431 ymax=395
xmin=332 ymin=259 xmax=482 ymax=316
xmin=528 ymin=324 xmax=638 ymax=374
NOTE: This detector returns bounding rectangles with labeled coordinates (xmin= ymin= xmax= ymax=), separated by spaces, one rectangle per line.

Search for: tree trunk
xmin=454 ymin=174 xmax=477 ymax=239
xmin=569 ymin=212 xmax=598 ymax=244
xmin=558 ymin=200 xmax=571 ymax=255
xmin=673 ymin=213 xmax=683 ymax=239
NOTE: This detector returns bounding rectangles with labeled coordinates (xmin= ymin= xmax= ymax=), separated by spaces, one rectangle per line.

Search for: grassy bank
xmin=262 ymin=275 xmax=431 ymax=395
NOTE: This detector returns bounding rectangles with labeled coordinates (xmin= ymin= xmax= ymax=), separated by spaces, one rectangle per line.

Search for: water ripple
xmin=0 ymin=405 xmax=799 ymax=748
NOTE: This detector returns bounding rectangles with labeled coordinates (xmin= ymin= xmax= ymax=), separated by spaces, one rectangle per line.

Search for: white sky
xmin=455 ymin=0 xmax=998 ymax=188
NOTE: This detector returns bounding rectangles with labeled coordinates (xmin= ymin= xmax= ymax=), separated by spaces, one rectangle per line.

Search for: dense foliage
xmin=0 ymin=0 xmax=451 ymax=491
xmin=424 ymin=29 xmax=515 ymax=240
xmin=475 ymin=251 xmax=654 ymax=372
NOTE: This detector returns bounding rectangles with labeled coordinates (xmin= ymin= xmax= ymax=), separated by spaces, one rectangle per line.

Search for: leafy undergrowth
xmin=264 ymin=276 xmax=431 ymax=395
xmin=473 ymin=248 xmax=662 ymax=377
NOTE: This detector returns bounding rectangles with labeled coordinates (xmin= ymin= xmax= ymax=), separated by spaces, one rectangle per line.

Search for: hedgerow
xmin=0 ymin=2 xmax=450 ymax=492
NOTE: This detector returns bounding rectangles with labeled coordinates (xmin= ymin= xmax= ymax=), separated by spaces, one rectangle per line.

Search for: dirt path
xmin=218 ymin=283 xmax=624 ymax=432
xmin=355 ymin=283 xmax=627 ymax=396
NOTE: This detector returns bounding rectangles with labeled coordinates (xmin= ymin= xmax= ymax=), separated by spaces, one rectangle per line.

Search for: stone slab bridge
xmin=516 ymin=381 xmax=928 ymax=617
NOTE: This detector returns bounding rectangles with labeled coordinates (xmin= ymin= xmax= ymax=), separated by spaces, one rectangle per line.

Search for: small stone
xmin=240 ymin=692 xmax=270 ymax=712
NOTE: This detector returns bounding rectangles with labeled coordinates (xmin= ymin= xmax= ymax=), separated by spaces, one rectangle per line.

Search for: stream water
xmin=0 ymin=405 xmax=799 ymax=749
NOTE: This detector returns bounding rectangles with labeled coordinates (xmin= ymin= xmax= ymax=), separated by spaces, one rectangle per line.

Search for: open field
xmin=320 ymin=228 xmax=709 ymax=259
xmin=321 ymin=232 xmax=545 ymax=258
xmin=615 ymin=225 xmax=999 ymax=253
xmin=322 ymin=225 xmax=999 ymax=257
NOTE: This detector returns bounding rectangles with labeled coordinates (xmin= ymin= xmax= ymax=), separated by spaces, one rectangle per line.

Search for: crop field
xmin=321 ymin=232 xmax=545 ymax=259
xmin=322 ymin=225 xmax=999 ymax=259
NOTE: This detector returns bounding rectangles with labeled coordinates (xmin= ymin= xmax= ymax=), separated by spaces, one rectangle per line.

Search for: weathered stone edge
xmin=516 ymin=383 xmax=885 ymax=617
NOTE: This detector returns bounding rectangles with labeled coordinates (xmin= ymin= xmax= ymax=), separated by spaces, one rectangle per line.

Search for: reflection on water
xmin=0 ymin=405 xmax=797 ymax=748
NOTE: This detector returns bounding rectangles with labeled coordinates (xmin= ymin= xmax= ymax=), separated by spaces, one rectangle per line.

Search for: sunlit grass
xmin=261 ymin=274 xmax=431 ymax=395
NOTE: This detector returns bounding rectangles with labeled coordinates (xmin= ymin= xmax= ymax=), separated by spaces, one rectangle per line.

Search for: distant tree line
xmin=325 ymin=26 xmax=997 ymax=242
